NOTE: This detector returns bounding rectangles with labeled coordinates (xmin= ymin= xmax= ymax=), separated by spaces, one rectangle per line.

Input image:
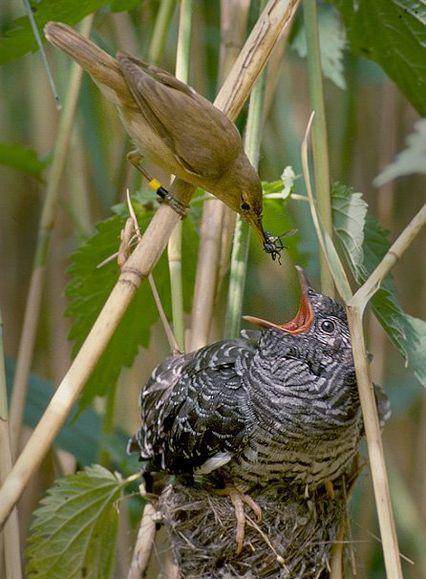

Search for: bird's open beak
xmin=243 ymin=267 xmax=314 ymax=334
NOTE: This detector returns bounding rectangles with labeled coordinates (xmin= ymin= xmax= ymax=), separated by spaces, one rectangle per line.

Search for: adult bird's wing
xmin=117 ymin=54 xmax=242 ymax=179
xmin=129 ymin=339 xmax=256 ymax=475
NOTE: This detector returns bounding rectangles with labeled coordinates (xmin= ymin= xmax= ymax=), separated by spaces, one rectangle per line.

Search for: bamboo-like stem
xmin=189 ymin=203 xmax=226 ymax=350
xmin=345 ymin=307 xmax=403 ymax=579
xmin=302 ymin=0 xmax=334 ymax=296
xmin=303 ymin=118 xmax=425 ymax=579
xmin=189 ymin=0 xmax=301 ymax=350
xmin=225 ymin=20 xmax=267 ymax=339
xmin=0 ymin=309 xmax=22 ymax=579
xmin=189 ymin=0 xmax=251 ymax=351
xmin=214 ymin=0 xmax=251 ymax=315
xmin=167 ymin=0 xmax=193 ymax=352
xmin=148 ymin=0 xmax=176 ymax=64
xmin=127 ymin=499 xmax=157 ymax=579
xmin=8 ymin=15 xmax=94 ymax=459
xmin=0 ymin=1 xmax=301 ymax=526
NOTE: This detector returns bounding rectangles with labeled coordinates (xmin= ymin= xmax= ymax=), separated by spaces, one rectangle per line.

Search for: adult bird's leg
xmin=127 ymin=150 xmax=188 ymax=217
xmin=218 ymin=486 xmax=262 ymax=555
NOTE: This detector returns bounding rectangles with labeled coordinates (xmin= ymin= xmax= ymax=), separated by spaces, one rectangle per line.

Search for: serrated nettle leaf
xmin=66 ymin=202 xmax=198 ymax=408
xmin=26 ymin=465 xmax=130 ymax=578
xmin=292 ymin=5 xmax=347 ymax=90
xmin=374 ymin=118 xmax=426 ymax=187
xmin=332 ymin=184 xmax=426 ymax=386
xmin=0 ymin=141 xmax=48 ymax=177
xmin=331 ymin=0 xmax=426 ymax=116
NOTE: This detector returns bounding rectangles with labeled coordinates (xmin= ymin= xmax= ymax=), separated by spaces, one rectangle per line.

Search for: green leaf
xmin=331 ymin=0 xmax=426 ymax=115
xmin=262 ymin=166 xmax=296 ymax=199
xmin=26 ymin=465 xmax=125 ymax=578
xmin=5 ymin=359 xmax=137 ymax=469
xmin=0 ymin=141 xmax=48 ymax=177
xmin=332 ymin=183 xmax=426 ymax=386
xmin=0 ymin=0 xmax=109 ymax=65
xmin=109 ymin=0 xmax=141 ymax=11
xmin=332 ymin=182 xmax=367 ymax=267
xmin=66 ymin=201 xmax=198 ymax=408
xmin=292 ymin=5 xmax=347 ymax=89
xmin=374 ymin=118 xmax=426 ymax=187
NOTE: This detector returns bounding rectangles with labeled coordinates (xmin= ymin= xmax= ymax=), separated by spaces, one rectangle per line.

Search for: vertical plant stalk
xmin=189 ymin=0 xmax=301 ymax=351
xmin=0 ymin=0 xmax=301 ymax=525
xmin=213 ymin=0 xmax=252 ymax=340
xmin=167 ymin=0 xmax=193 ymax=352
xmin=22 ymin=0 xmax=61 ymax=108
xmin=148 ymin=0 xmax=176 ymax=64
xmin=345 ymin=306 xmax=403 ymax=579
xmin=225 ymin=51 xmax=267 ymax=339
xmin=8 ymin=15 xmax=94 ymax=459
xmin=303 ymin=117 xmax=425 ymax=578
xmin=190 ymin=0 xmax=250 ymax=350
xmin=0 ymin=309 xmax=22 ymax=578
xmin=302 ymin=0 xmax=334 ymax=296
xmin=127 ymin=498 xmax=157 ymax=579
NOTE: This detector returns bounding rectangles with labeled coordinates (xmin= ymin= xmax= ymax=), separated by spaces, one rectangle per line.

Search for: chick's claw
xmin=218 ymin=486 xmax=262 ymax=555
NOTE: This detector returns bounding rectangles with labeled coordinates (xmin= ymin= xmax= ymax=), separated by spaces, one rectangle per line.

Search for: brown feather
xmin=117 ymin=53 xmax=242 ymax=180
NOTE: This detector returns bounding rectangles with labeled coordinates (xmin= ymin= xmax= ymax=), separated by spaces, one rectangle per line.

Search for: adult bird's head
xmin=216 ymin=153 xmax=286 ymax=261
xmin=244 ymin=267 xmax=353 ymax=360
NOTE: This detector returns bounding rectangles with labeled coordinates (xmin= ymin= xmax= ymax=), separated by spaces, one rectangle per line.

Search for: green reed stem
xmin=148 ymin=0 xmax=177 ymax=63
xmin=224 ymin=2 xmax=267 ymax=339
xmin=303 ymin=0 xmax=334 ymax=296
xmin=167 ymin=0 xmax=193 ymax=352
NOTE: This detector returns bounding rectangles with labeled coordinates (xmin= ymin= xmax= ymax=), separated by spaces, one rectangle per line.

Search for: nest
xmin=158 ymin=478 xmax=348 ymax=578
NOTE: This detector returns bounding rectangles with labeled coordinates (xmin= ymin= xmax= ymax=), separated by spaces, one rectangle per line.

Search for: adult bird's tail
xmin=44 ymin=22 xmax=133 ymax=107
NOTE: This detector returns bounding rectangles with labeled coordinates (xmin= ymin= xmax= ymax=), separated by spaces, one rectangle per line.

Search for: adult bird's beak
xmin=243 ymin=267 xmax=314 ymax=334
xmin=244 ymin=214 xmax=269 ymax=246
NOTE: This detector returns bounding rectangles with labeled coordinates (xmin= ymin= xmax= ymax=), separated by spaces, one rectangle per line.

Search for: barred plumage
xmin=129 ymin=276 xmax=375 ymax=491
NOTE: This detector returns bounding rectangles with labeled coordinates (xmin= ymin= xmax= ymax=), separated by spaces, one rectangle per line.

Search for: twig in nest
xmin=246 ymin=514 xmax=288 ymax=571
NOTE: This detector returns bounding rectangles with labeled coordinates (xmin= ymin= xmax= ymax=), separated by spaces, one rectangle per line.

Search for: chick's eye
xmin=320 ymin=319 xmax=335 ymax=334
xmin=241 ymin=202 xmax=250 ymax=211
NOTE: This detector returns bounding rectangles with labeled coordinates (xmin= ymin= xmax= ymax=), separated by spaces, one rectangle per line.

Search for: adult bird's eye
xmin=320 ymin=319 xmax=335 ymax=334
xmin=240 ymin=202 xmax=250 ymax=211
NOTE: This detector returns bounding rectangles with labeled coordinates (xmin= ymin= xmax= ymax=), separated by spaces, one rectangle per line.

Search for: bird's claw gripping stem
xmin=126 ymin=149 xmax=188 ymax=217
xmin=158 ymin=189 xmax=188 ymax=217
